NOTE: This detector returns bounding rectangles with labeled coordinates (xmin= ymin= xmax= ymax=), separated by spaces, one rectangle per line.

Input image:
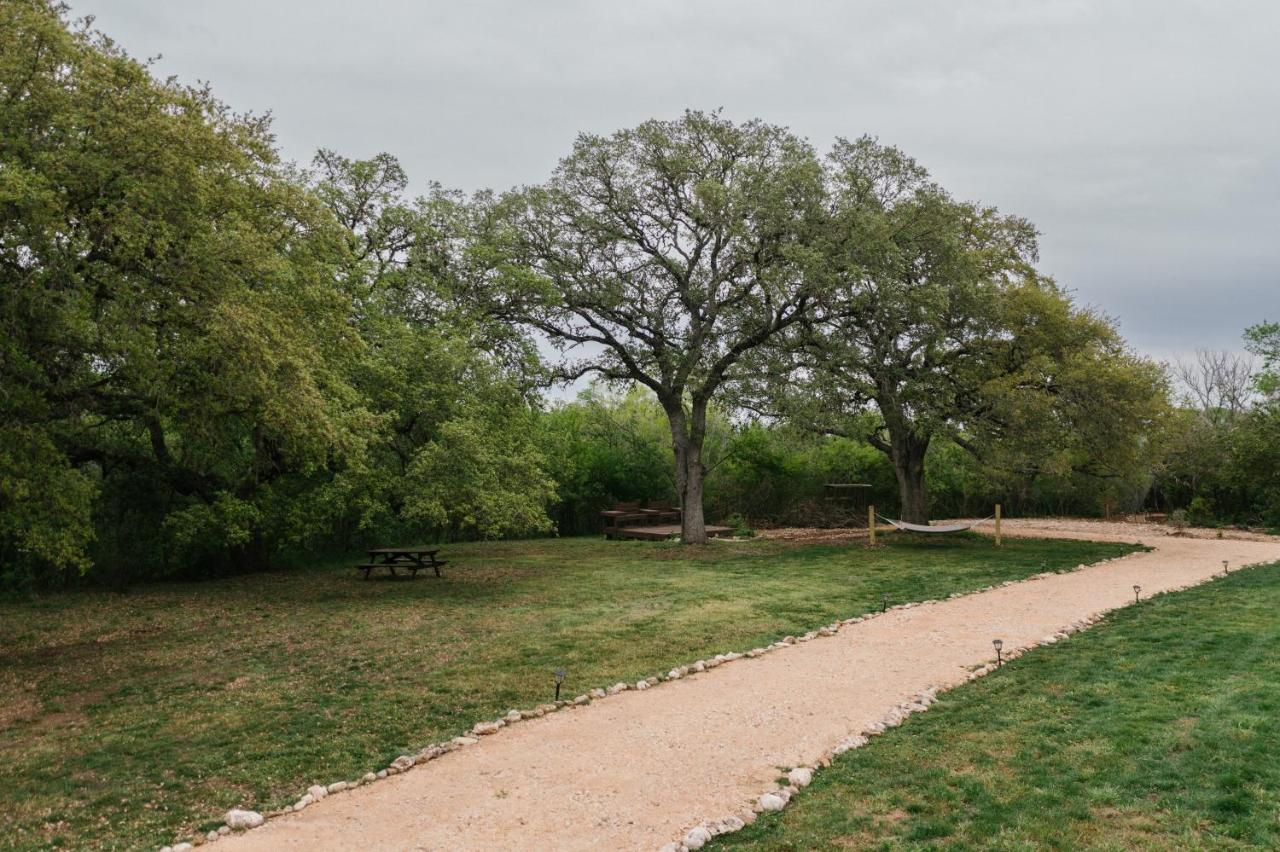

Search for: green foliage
xmin=403 ymin=411 xmax=554 ymax=539
xmin=309 ymin=150 xmax=552 ymax=548
xmin=976 ymin=288 xmax=1172 ymax=494
xmin=922 ymin=440 xmax=994 ymax=519
xmin=742 ymin=137 xmax=1171 ymax=522
xmin=1 ymin=1 xmax=371 ymax=581
xmin=0 ymin=4 xmax=551 ymax=585
xmin=0 ymin=426 xmax=96 ymax=582
xmin=1186 ymin=495 xmax=1215 ymax=527
xmin=1153 ymin=328 xmax=1280 ymax=529
xmin=2 ymin=4 xmax=1266 ymax=586
xmin=489 ymin=111 xmax=828 ymax=541
xmin=538 ymin=387 xmax=678 ymax=534
xmin=710 ymin=423 xmax=897 ymax=525
xmin=1246 ymin=321 xmax=1279 ymax=398
xmin=538 ymin=387 xmax=902 ymax=532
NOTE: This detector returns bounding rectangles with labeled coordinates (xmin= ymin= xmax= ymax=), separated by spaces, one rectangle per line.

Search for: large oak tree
xmin=749 ymin=138 xmax=1169 ymax=523
xmin=491 ymin=112 xmax=825 ymax=542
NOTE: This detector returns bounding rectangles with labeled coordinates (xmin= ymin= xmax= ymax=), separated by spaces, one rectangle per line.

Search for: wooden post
xmin=994 ymin=503 xmax=1002 ymax=547
xmin=868 ymin=505 xmax=876 ymax=546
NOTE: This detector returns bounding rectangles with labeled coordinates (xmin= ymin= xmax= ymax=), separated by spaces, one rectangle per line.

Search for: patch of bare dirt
xmin=0 ymin=692 xmax=41 ymax=728
xmin=758 ymin=527 xmax=871 ymax=545
xmin=985 ymin=516 xmax=1277 ymax=543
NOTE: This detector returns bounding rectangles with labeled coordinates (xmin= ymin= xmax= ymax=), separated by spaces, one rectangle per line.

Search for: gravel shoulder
xmin=214 ymin=521 xmax=1280 ymax=852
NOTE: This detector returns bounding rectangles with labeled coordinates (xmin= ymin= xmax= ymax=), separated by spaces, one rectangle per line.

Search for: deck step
xmin=605 ymin=524 xmax=734 ymax=541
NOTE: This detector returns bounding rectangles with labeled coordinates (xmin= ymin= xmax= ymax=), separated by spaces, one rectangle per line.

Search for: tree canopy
xmin=1 ymin=1 xmax=370 ymax=577
xmin=1247 ymin=321 xmax=1280 ymax=399
xmin=740 ymin=138 xmax=1170 ymax=522
xmin=0 ymin=2 xmax=550 ymax=584
xmin=489 ymin=112 xmax=826 ymax=542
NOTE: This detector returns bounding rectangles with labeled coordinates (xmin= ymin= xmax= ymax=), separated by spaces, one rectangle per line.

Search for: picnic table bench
xmin=356 ymin=547 xmax=448 ymax=580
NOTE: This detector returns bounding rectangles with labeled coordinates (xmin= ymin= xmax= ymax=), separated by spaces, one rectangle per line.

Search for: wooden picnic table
xmin=356 ymin=547 xmax=448 ymax=580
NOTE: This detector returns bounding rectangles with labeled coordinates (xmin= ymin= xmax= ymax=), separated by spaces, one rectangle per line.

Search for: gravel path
xmin=214 ymin=521 xmax=1280 ymax=852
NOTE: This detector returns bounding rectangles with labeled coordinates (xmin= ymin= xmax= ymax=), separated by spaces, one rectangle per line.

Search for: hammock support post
xmin=995 ymin=504 xmax=1002 ymax=547
xmin=868 ymin=505 xmax=876 ymax=545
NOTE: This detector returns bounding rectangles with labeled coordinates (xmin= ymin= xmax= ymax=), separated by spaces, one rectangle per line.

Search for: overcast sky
xmin=74 ymin=0 xmax=1278 ymax=362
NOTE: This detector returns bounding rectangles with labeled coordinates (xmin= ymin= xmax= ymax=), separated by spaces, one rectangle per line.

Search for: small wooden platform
xmin=604 ymin=524 xmax=734 ymax=541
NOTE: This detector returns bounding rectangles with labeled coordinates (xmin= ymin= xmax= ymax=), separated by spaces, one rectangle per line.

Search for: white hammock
xmin=878 ymin=515 xmax=994 ymax=534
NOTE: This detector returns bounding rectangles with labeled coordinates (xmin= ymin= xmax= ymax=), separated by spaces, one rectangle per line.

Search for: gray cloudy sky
xmin=75 ymin=0 xmax=1278 ymax=361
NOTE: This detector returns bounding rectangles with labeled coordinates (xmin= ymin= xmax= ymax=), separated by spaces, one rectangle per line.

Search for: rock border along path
xmin=194 ymin=522 xmax=1279 ymax=852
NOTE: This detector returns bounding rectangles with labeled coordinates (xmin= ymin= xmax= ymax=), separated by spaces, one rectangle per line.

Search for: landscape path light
xmin=554 ymin=668 xmax=566 ymax=701
xmin=1133 ymin=584 xmax=1141 ymax=603
xmin=881 ymin=592 xmax=889 ymax=613
xmin=993 ymin=638 xmax=1004 ymax=667
xmin=1223 ymin=559 xmax=1229 ymax=574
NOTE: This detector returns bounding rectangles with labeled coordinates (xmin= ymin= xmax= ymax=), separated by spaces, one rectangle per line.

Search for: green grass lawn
xmin=0 ymin=533 xmax=1133 ymax=850
xmin=713 ymin=559 xmax=1280 ymax=851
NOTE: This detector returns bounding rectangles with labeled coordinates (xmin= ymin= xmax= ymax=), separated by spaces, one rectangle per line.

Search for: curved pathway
xmin=217 ymin=521 xmax=1280 ymax=851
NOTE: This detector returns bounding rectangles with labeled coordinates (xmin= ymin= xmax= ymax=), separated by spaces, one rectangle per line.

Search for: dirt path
xmin=215 ymin=521 xmax=1280 ymax=852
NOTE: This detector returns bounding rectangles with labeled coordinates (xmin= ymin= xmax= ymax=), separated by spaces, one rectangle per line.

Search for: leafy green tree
xmin=1242 ymin=323 xmax=1280 ymax=524
xmin=489 ymin=112 xmax=826 ymax=542
xmin=1 ymin=2 xmax=371 ymax=580
xmin=307 ymin=150 xmax=553 ymax=543
xmin=1 ymin=3 xmax=553 ymax=584
xmin=706 ymin=421 xmax=896 ymax=526
xmin=755 ymin=138 xmax=1169 ymax=522
xmin=1228 ymin=409 xmax=1280 ymax=527
xmin=1246 ymin=321 xmax=1280 ymax=398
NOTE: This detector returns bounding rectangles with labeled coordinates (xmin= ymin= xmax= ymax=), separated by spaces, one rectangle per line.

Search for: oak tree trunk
xmin=890 ymin=431 xmax=930 ymax=525
xmin=666 ymin=399 xmax=709 ymax=544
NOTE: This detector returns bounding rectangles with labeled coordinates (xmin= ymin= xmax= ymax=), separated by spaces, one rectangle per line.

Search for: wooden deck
xmin=604 ymin=524 xmax=734 ymax=541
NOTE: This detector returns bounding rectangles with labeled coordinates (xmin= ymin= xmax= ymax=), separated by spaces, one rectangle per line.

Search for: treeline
xmin=2 ymin=4 xmax=550 ymax=586
xmin=2 ymin=4 xmax=1277 ymax=587
xmin=546 ymin=357 xmax=1280 ymax=535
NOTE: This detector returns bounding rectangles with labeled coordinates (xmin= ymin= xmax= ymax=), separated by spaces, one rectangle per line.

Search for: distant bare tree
xmin=1172 ymin=349 xmax=1257 ymax=421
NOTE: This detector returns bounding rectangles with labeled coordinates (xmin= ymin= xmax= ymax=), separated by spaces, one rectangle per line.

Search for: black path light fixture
xmin=993 ymin=638 xmax=1004 ymax=667
xmin=554 ymin=668 xmax=566 ymax=701
xmin=1133 ymin=584 xmax=1142 ymax=603
xmin=881 ymin=592 xmax=890 ymax=613
xmin=1223 ymin=559 xmax=1230 ymax=574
